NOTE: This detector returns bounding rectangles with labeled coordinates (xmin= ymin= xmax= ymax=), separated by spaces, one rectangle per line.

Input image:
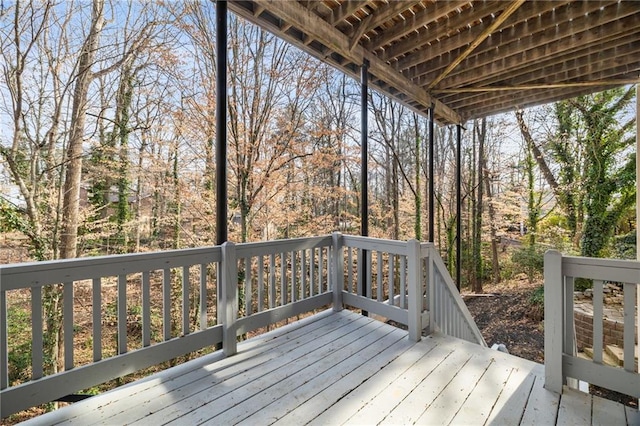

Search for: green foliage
xmin=544 ymin=87 xmax=636 ymax=259
xmin=574 ymin=278 xmax=593 ymax=292
xmin=613 ymin=232 xmax=636 ymax=260
xmin=0 ymin=199 xmax=47 ymax=260
xmin=510 ymin=245 xmax=545 ymax=283
xmin=7 ymin=306 xmax=32 ymax=385
xmin=0 ymin=200 xmax=27 ymax=233
xmin=529 ymin=284 xmax=544 ymax=306
xmin=538 ymin=216 xmax=573 ymax=254
xmin=575 ymin=88 xmax=635 ymax=257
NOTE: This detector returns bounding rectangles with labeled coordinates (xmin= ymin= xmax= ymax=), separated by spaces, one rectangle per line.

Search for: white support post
xmin=636 ymin=83 xmax=640 ymax=388
xmin=407 ymin=239 xmax=422 ymax=342
xmin=332 ymin=232 xmax=344 ymax=311
xmin=427 ymin=247 xmax=436 ymax=335
xmin=544 ymin=250 xmax=564 ymax=393
xmin=220 ymin=241 xmax=238 ymax=356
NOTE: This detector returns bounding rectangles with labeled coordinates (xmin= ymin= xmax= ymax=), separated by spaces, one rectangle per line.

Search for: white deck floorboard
xmin=23 ymin=309 xmax=638 ymax=426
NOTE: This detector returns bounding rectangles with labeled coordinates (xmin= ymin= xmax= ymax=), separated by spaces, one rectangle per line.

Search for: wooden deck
xmin=23 ymin=310 xmax=639 ymax=426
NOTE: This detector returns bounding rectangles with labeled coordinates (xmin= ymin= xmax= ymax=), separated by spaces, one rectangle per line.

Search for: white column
xmin=407 ymin=239 xmax=422 ymax=342
xmin=220 ymin=241 xmax=238 ymax=356
xmin=636 ymin=84 xmax=639 ymax=380
xmin=332 ymin=232 xmax=344 ymax=311
xmin=544 ymin=250 xmax=564 ymax=393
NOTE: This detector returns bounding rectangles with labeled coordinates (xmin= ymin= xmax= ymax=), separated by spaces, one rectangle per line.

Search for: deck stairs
xmin=581 ymin=344 xmax=639 ymax=371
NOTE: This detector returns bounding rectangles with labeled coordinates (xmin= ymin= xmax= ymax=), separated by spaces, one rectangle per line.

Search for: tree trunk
xmin=59 ymin=0 xmax=105 ymax=259
xmin=472 ymin=118 xmax=486 ymax=293
xmin=481 ymin=127 xmax=500 ymax=284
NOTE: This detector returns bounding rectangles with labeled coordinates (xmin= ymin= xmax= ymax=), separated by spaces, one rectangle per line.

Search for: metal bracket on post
xmin=220 ymin=241 xmax=238 ymax=356
xmin=332 ymin=232 xmax=344 ymax=312
xmin=407 ymin=239 xmax=422 ymax=342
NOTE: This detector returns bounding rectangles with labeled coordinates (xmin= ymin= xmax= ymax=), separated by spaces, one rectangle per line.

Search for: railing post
xmin=220 ymin=241 xmax=238 ymax=356
xmin=426 ymin=246 xmax=436 ymax=336
xmin=1 ymin=290 xmax=7 ymax=391
xmin=544 ymin=249 xmax=563 ymax=393
xmin=407 ymin=239 xmax=422 ymax=342
xmin=332 ymin=232 xmax=344 ymax=312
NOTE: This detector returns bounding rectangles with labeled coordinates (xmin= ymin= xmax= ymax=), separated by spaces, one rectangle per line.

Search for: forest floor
xmin=463 ymin=276 xmax=637 ymax=410
xmin=463 ymin=275 xmax=545 ymax=363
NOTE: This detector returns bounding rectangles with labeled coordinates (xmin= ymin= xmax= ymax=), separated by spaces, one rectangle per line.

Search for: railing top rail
xmin=341 ymin=235 xmax=408 ymax=255
xmin=0 ymin=246 xmax=222 ymax=291
xmin=235 ymin=235 xmax=333 ymax=257
xmin=562 ymin=254 xmax=640 ymax=270
xmin=419 ymin=242 xmax=436 ymax=257
xmin=427 ymin=244 xmax=487 ymax=347
xmin=557 ymin=252 xmax=640 ymax=283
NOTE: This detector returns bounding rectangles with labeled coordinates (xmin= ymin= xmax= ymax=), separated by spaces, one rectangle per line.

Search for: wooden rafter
xmin=226 ymin=0 xmax=640 ymax=123
xmin=437 ymin=35 xmax=640 ymax=105
xmin=447 ymin=67 xmax=640 ymax=113
xmin=348 ymin=1 xmax=422 ymax=51
xmin=380 ymin=1 xmax=503 ymax=63
xmin=433 ymin=80 xmax=640 ymax=93
xmin=412 ymin=0 xmax=628 ymax=84
xmin=232 ymin=0 xmax=461 ymax=124
xmin=462 ymin=83 xmax=620 ymax=120
xmin=426 ymin=0 xmax=526 ymax=90
xmin=329 ymin=0 xmax=370 ymax=26
xmin=397 ymin=0 xmax=578 ymax=71
xmin=349 ymin=14 xmax=373 ymax=51
xmin=357 ymin=0 xmax=423 ymax=36
xmin=367 ymin=1 xmax=469 ymax=50
xmin=452 ymin=65 xmax=640 ymax=110
xmin=420 ymin=10 xmax=640 ymax=90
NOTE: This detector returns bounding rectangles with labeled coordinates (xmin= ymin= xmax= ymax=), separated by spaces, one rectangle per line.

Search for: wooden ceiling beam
xmin=349 ymin=14 xmax=373 ymax=51
xmin=328 ymin=0 xmax=370 ymax=26
xmin=231 ymin=0 xmax=461 ymax=123
xmin=438 ymin=35 xmax=640 ymax=106
xmin=448 ymin=64 xmax=640 ymax=114
xmin=407 ymin=0 xmax=614 ymax=78
xmin=411 ymin=2 xmax=638 ymax=89
xmin=348 ymin=1 xmax=423 ymax=50
xmin=302 ymin=1 xmax=322 ymax=13
xmin=424 ymin=13 xmax=640 ymax=91
xmin=367 ymin=1 xmax=469 ymax=50
xmin=461 ymin=83 xmax=630 ymax=121
xmin=397 ymin=0 xmax=578 ymax=71
xmin=360 ymin=1 xmax=423 ymax=35
xmin=253 ymin=5 xmax=265 ymax=17
xmin=426 ymin=0 xmax=526 ymax=90
xmin=434 ymin=81 xmax=640 ymax=93
xmin=380 ymin=1 xmax=503 ymax=63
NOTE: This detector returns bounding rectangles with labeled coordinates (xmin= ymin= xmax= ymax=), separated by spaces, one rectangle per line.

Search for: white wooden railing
xmin=544 ymin=250 xmax=640 ymax=398
xmin=220 ymin=235 xmax=335 ymax=355
xmin=423 ymin=243 xmax=487 ymax=346
xmin=1 ymin=246 xmax=226 ymax=418
xmin=0 ymin=234 xmax=483 ymax=418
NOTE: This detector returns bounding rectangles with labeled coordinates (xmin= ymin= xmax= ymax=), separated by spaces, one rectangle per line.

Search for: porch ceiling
xmin=228 ymin=0 xmax=640 ymax=124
